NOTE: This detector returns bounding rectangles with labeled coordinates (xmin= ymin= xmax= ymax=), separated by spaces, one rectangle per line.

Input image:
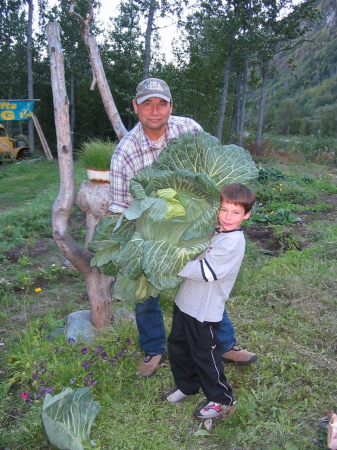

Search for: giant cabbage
xmin=89 ymin=132 xmax=258 ymax=303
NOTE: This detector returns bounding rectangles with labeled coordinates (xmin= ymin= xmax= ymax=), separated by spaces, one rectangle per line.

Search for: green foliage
xmin=79 ymin=139 xmax=117 ymax=171
xmin=250 ymin=208 xmax=301 ymax=226
xmin=258 ymin=166 xmax=287 ymax=183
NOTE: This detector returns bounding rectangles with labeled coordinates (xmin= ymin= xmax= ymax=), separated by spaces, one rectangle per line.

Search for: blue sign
xmin=0 ymin=101 xmax=35 ymax=121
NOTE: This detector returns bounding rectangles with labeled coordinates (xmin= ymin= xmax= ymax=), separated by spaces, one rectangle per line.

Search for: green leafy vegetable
xmin=89 ymin=132 xmax=258 ymax=303
xmin=250 ymin=208 xmax=301 ymax=225
xmin=42 ymin=387 xmax=101 ymax=450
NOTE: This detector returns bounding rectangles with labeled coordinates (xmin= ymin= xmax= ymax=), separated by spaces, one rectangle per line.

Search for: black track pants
xmin=168 ymin=304 xmax=233 ymax=406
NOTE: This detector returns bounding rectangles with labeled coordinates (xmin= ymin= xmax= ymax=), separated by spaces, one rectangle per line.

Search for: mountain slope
xmin=254 ymin=0 xmax=337 ymax=136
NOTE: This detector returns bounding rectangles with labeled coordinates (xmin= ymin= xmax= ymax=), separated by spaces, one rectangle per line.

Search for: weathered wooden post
xmin=47 ymin=22 xmax=113 ymax=327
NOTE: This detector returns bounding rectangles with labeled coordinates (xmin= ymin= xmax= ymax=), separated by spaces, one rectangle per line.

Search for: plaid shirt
xmin=108 ymin=115 xmax=203 ymax=214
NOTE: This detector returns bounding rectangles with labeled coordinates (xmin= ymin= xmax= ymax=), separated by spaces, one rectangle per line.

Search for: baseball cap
xmin=135 ymin=78 xmax=172 ymax=104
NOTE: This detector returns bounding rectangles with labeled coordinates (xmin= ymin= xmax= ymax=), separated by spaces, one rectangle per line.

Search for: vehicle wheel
xmin=16 ymin=149 xmax=30 ymax=160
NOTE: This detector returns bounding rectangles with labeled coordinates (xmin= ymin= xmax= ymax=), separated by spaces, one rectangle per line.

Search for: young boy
xmin=162 ymin=183 xmax=256 ymax=419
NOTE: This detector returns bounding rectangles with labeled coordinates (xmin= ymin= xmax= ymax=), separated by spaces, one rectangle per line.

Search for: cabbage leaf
xmin=89 ymin=132 xmax=258 ymax=303
xmin=42 ymin=387 xmax=100 ymax=450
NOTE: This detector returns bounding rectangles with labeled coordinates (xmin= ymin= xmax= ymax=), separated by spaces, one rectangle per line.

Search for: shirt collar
xmin=138 ymin=116 xmax=176 ymax=152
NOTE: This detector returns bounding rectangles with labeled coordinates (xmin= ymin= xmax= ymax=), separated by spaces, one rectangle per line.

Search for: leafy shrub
xmin=289 ymin=117 xmax=302 ymax=135
xmin=257 ymin=166 xmax=287 ymax=183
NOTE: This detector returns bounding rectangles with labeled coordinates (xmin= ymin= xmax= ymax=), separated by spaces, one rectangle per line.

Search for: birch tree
xmin=26 ymin=0 xmax=35 ymax=151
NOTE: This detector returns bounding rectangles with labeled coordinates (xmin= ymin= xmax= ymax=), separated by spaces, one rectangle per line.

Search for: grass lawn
xmin=0 ymin=149 xmax=336 ymax=449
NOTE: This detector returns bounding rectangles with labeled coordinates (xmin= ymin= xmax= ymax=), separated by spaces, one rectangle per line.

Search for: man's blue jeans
xmin=135 ymin=295 xmax=236 ymax=356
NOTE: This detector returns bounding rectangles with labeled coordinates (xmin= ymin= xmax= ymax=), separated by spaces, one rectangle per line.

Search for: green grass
xmin=79 ymin=139 xmax=116 ymax=171
xmin=0 ymin=151 xmax=336 ymax=449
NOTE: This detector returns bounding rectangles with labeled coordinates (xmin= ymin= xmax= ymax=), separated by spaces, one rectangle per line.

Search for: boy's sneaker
xmin=193 ymin=401 xmax=233 ymax=419
xmin=136 ymin=354 xmax=165 ymax=378
xmin=222 ymin=345 xmax=257 ymax=366
xmin=162 ymin=386 xmax=190 ymax=403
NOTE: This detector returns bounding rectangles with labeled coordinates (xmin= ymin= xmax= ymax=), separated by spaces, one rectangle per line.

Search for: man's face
xmin=133 ymin=97 xmax=173 ymax=140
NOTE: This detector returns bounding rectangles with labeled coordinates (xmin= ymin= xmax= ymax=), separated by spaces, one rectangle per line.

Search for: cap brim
xmin=136 ymin=94 xmax=171 ymax=104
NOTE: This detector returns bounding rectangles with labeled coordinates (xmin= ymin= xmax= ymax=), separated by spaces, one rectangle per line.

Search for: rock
xmin=66 ymin=310 xmax=95 ymax=344
xmin=49 ymin=328 xmax=65 ymax=340
xmin=113 ymin=307 xmax=135 ymax=324
xmin=67 ymin=310 xmax=92 ymax=324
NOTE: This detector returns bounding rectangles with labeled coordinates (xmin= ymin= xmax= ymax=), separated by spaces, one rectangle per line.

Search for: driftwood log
xmin=47 ymin=22 xmax=114 ymax=327
xmin=77 ymin=180 xmax=112 ymax=248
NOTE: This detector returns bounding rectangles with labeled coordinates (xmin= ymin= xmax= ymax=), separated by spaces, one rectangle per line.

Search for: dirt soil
xmin=245 ymin=193 xmax=337 ymax=255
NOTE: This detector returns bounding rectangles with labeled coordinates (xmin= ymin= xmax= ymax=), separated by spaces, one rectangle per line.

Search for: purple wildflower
xmin=45 ymin=335 xmax=51 ymax=341
xmin=96 ymin=346 xmax=103 ymax=353
xmin=108 ymin=359 xmax=115 ymax=366
xmin=109 ymin=369 xmax=114 ymax=374
xmin=32 ymin=371 xmax=39 ymax=380
xmin=35 ymin=392 xmax=41 ymax=399
xmin=81 ymin=348 xmax=87 ymax=354
xmin=90 ymin=380 xmax=98 ymax=386
xmin=41 ymin=386 xmax=54 ymax=394
xmin=70 ymin=378 xmax=76 ymax=385
xmin=50 ymin=370 xmax=54 ymax=376
xmin=126 ymin=338 xmax=133 ymax=344
xmin=113 ymin=356 xmax=118 ymax=361
xmin=68 ymin=338 xmax=75 ymax=343
xmin=119 ymin=349 xmax=125 ymax=358
xmin=82 ymin=360 xmax=90 ymax=369
xmin=101 ymin=352 xmax=108 ymax=360
xmin=116 ymin=337 xmax=121 ymax=342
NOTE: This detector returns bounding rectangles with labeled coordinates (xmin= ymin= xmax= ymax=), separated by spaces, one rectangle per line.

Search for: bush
xmin=289 ymin=118 xmax=302 ymax=135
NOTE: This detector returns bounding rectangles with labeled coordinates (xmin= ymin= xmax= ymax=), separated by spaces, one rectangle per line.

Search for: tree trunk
xmin=46 ymin=22 xmax=113 ymax=328
xmin=238 ymin=54 xmax=249 ymax=147
xmin=216 ymin=48 xmax=232 ymax=141
xmin=257 ymin=61 xmax=268 ymax=148
xmin=229 ymin=71 xmax=242 ymax=144
xmin=142 ymin=0 xmax=156 ymax=80
xmin=70 ymin=18 xmax=75 ymax=149
xmin=76 ymin=180 xmax=112 ymax=249
xmin=26 ymin=0 xmax=34 ymax=153
xmin=85 ymin=34 xmax=127 ymax=140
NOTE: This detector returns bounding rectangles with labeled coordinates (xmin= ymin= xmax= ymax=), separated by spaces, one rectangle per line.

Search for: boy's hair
xmin=220 ymin=183 xmax=255 ymax=214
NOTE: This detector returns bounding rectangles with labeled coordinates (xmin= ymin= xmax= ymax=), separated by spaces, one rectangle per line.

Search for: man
xmin=109 ymin=78 xmax=257 ymax=378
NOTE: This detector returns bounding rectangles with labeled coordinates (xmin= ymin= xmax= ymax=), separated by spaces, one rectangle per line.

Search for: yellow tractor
xmin=0 ymin=124 xmax=30 ymax=160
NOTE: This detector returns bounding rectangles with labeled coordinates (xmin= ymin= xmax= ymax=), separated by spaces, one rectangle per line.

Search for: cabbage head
xmin=42 ymin=387 xmax=100 ymax=450
xmin=89 ymin=132 xmax=258 ymax=303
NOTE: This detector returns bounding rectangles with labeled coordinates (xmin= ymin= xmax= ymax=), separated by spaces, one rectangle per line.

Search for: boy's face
xmin=218 ymin=200 xmax=251 ymax=232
